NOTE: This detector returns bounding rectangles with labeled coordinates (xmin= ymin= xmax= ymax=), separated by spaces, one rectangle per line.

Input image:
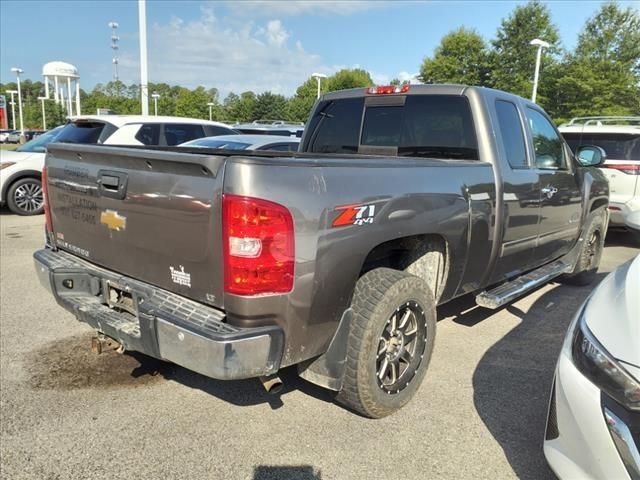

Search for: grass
xmin=0 ymin=144 xmax=18 ymax=151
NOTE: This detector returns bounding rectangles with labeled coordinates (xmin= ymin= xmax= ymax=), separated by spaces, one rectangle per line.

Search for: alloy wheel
xmin=376 ymin=300 xmax=427 ymax=394
xmin=13 ymin=182 xmax=44 ymax=213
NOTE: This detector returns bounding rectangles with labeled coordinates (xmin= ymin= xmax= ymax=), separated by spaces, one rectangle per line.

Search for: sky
xmin=1 ymin=0 xmax=637 ymax=98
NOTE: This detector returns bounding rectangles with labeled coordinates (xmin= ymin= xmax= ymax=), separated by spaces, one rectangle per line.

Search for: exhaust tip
xmin=259 ymin=374 xmax=283 ymax=394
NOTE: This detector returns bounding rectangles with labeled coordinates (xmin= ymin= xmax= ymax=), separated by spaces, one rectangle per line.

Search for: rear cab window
xmin=304 ymin=94 xmax=479 ymax=160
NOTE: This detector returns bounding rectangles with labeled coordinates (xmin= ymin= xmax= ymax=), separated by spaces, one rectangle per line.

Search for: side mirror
xmin=576 ymin=145 xmax=607 ymax=167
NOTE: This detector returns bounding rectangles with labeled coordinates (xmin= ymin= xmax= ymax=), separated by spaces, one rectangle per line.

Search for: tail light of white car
xmin=603 ymin=164 xmax=640 ymax=175
xmin=222 ymin=194 xmax=294 ymax=296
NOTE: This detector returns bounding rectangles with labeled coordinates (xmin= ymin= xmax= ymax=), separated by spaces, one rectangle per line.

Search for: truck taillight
xmin=222 ymin=194 xmax=294 ymax=295
xmin=42 ymin=167 xmax=53 ymax=234
xmin=603 ymin=164 xmax=640 ymax=175
xmin=366 ymin=84 xmax=410 ymax=95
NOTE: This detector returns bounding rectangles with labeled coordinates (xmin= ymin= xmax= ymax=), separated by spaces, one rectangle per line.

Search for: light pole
xmin=38 ymin=96 xmax=47 ymax=130
xmin=138 ymin=0 xmax=149 ymax=115
xmin=108 ymin=22 xmax=120 ymax=82
xmin=311 ymin=72 xmax=328 ymax=99
xmin=6 ymin=90 xmax=17 ymax=130
xmin=152 ymin=92 xmax=160 ymax=116
xmin=530 ymin=38 xmax=550 ymax=104
xmin=207 ymin=102 xmax=215 ymax=121
xmin=11 ymin=68 xmax=24 ymax=134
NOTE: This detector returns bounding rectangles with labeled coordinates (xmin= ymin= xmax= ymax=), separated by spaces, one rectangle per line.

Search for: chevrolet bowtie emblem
xmin=100 ymin=210 xmax=126 ymax=231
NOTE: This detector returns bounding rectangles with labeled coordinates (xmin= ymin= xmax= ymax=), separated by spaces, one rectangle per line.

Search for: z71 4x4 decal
xmin=332 ymin=204 xmax=377 ymax=227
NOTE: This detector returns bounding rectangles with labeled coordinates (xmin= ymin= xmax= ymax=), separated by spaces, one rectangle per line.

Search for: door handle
xmin=541 ymin=186 xmax=558 ymax=199
xmin=97 ymin=170 xmax=128 ymax=199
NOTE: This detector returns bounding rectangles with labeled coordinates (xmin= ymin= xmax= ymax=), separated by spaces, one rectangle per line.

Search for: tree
xmin=326 ymin=68 xmax=373 ymax=91
xmin=419 ymin=27 xmax=490 ymax=86
xmin=287 ymin=77 xmax=322 ymax=123
xmin=252 ymin=92 xmax=288 ymax=121
xmin=489 ymin=0 xmax=561 ymax=102
xmin=224 ymin=91 xmax=256 ymax=123
xmin=389 ymin=78 xmax=410 ymax=86
xmin=546 ymin=2 xmax=640 ymax=122
xmin=174 ymin=86 xmax=214 ymax=119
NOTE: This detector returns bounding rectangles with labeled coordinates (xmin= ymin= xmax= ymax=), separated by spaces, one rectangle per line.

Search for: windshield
xmin=16 ymin=126 xmax=64 ymax=153
xmin=181 ymin=138 xmax=252 ymax=150
xmin=562 ymin=133 xmax=640 ymax=161
xmin=304 ymin=95 xmax=478 ymax=160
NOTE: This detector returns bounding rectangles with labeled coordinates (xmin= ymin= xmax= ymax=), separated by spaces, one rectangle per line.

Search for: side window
xmin=164 ymin=123 xmax=205 ymax=146
xmin=261 ymin=143 xmax=293 ymax=152
xmin=135 ymin=124 xmax=161 ymax=145
xmin=525 ymin=108 xmax=564 ymax=169
xmin=205 ymin=125 xmax=234 ymax=137
xmin=495 ymin=100 xmax=527 ymax=168
xmin=259 ymin=142 xmax=298 ymax=152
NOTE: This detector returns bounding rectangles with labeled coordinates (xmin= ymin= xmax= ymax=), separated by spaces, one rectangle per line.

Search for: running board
xmin=475 ymin=260 xmax=571 ymax=309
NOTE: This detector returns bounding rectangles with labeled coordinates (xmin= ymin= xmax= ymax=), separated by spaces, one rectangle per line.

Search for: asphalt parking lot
xmin=0 ymin=212 xmax=637 ymax=480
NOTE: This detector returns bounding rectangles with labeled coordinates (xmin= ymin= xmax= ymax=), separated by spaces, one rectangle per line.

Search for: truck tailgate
xmin=45 ymin=144 xmax=227 ymax=308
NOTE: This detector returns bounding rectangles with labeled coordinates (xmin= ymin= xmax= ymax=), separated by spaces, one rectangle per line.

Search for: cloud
xmin=111 ymin=5 xmax=419 ymax=98
xmin=398 ymin=71 xmax=421 ymax=84
xmin=224 ymin=0 xmax=381 ymax=17
xmin=262 ymin=20 xmax=289 ymax=47
xmin=115 ymin=8 xmax=326 ymax=97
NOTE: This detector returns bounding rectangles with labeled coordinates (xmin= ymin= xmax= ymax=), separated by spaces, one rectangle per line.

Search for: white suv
xmin=0 ymin=115 xmax=236 ymax=215
xmin=560 ymin=117 xmax=640 ymax=229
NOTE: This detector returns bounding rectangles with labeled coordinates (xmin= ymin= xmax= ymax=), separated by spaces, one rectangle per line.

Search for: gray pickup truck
xmin=34 ymin=84 xmax=609 ymax=418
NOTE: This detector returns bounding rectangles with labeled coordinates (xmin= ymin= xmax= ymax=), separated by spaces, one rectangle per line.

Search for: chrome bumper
xmin=34 ymin=248 xmax=283 ymax=380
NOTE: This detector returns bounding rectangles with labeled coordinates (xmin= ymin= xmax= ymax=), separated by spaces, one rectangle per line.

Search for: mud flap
xmin=297 ymin=308 xmax=353 ymax=391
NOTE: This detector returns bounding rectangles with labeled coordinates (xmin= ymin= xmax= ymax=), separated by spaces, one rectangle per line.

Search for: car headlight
xmin=0 ymin=162 xmax=16 ymax=170
xmin=571 ymin=308 xmax=640 ymax=411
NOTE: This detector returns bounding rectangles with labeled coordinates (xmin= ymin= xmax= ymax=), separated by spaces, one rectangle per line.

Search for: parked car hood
xmin=585 ymin=255 xmax=640 ymax=379
xmin=0 ymin=150 xmax=41 ymax=163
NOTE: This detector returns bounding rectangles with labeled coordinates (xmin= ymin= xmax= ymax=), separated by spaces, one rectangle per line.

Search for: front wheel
xmin=560 ymin=218 xmax=604 ymax=286
xmin=337 ymin=268 xmax=436 ymax=418
xmin=7 ymin=177 xmax=44 ymax=216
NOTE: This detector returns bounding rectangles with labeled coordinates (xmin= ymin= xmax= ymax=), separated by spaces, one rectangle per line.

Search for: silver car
xmin=180 ymin=134 xmax=300 ymax=152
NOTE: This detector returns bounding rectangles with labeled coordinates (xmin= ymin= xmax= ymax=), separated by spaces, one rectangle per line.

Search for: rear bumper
xmin=34 ymin=248 xmax=284 ymax=380
xmin=608 ymin=196 xmax=640 ymax=227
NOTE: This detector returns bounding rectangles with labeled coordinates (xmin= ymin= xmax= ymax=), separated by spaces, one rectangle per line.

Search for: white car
xmin=544 ymin=252 xmax=640 ymax=479
xmin=560 ymin=117 xmax=640 ymax=229
xmin=0 ymin=129 xmax=13 ymax=143
xmin=180 ymin=134 xmax=300 ymax=152
xmin=0 ymin=115 xmax=236 ymax=215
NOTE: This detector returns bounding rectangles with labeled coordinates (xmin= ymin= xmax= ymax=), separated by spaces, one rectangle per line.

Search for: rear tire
xmin=7 ymin=177 xmax=44 ymax=216
xmin=560 ymin=218 xmax=604 ymax=286
xmin=337 ymin=268 xmax=436 ymax=418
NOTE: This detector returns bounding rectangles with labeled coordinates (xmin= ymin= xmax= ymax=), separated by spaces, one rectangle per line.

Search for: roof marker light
xmin=366 ymin=84 xmax=410 ymax=95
